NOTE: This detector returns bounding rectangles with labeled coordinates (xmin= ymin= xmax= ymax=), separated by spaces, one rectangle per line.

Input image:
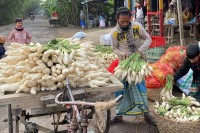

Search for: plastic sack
xmin=145 ymin=63 xmax=174 ymax=88
xmin=107 ymin=59 xmax=119 ymax=74
xmin=176 ymin=69 xmax=193 ymax=95
xmin=72 ymin=31 xmax=86 ymax=39
xmin=158 ymin=46 xmax=186 ymax=71
xmin=100 ymin=33 xmax=112 ymax=46
xmin=145 ymin=74 xmax=163 ymax=88
xmin=99 ymin=19 xmax=105 ymax=28
xmin=166 ymin=18 xmax=176 ymax=25
xmin=145 ymin=46 xmax=186 ymax=88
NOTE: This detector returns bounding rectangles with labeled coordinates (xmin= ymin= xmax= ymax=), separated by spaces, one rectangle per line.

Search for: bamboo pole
xmin=147 ymin=0 xmax=151 ymax=34
xmin=128 ymin=0 xmax=131 ymax=10
xmin=159 ymin=0 xmax=164 ymax=36
xmin=177 ymin=0 xmax=185 ymax=46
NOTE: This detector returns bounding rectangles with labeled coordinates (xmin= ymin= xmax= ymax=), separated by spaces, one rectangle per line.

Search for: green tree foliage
xmin=43 ymin=0 xmax=81 ymax=27
xmin=0 ymin=0 xmax=42 ymax=26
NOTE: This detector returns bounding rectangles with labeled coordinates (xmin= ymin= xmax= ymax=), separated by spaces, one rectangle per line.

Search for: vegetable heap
xmin=114 ymin=53 xmax=153 ymax=85
xmin=0 ymin=38 xmax=113 ymax=95
xmin=155 ymin=78 xmax=200 ymax=122
xmin=94 ymin=45 xmax=118 ymax=68
xmin=154 ymin=94 xmax=200 ymax=122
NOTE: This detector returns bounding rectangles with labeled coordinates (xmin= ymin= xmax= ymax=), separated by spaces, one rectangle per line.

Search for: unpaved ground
xmin=0 ymin=15 xmax=198 ymax=133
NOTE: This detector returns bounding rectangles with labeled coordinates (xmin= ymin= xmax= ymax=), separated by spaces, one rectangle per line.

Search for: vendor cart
xmin=0 ymin=75 xmax=123 ymax=133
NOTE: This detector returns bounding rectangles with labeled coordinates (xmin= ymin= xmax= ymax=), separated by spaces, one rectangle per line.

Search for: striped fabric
xmin=116 ymin=80 xmax=149 ymax=116
xmin=176 ymin=69 xmax=193 ymax=95
xmin=189 ymin=74 xmax=200 ymax=96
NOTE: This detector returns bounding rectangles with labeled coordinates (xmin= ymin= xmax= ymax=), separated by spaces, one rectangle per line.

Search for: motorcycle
xmin=30 ymin=15 xmax=35 ymax=21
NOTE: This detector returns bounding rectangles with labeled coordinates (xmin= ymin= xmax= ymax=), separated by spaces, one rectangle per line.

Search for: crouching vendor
xmin=110 ymin=6 xmax=156 ymax=126
xmin=174 ymin=43 xmax=200 ymax=99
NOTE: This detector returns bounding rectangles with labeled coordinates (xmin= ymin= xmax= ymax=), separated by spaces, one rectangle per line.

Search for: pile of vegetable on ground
xmin=114 ymin=53 xmax=153 ymax=85
xmin=0 ymin=38 xmax=115 ymax=95
xmin=154 ymin=75 xmax=200 ymax=122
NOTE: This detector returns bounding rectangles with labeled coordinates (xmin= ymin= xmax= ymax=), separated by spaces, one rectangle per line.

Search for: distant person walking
xmin=135 ymin=1 xmax=147 ymax=27
xmin=88 ymin=13 xmax=95 ymax=27
xmin=99 ymin=14 xmax=105 ymax=28
xmin=80 ymin=10 xmax=85 ymax=29
xmin=30 ymin=12 xmax=35 ymax=21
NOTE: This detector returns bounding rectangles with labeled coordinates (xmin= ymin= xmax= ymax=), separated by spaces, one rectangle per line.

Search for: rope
xmin=94 ymin=100 xmax=117 ymax=133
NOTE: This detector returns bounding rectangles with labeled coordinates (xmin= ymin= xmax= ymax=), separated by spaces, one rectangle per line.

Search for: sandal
xmin=111 ymin=115 xmax=123 ymax=124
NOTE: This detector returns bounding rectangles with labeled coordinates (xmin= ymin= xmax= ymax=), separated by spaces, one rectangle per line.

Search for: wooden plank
xmin=0 ymin=75 xmax=123 ymax=110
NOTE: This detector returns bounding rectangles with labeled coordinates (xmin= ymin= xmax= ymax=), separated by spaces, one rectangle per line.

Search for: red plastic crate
xmin=150 ymin=36 xmax=166 ymax=48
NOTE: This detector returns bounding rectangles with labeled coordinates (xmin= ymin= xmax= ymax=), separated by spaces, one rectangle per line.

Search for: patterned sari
xmin=115 ymin=80 xmax=149 ymax=116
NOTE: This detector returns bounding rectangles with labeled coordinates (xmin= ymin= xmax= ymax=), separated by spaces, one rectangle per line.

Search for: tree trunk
xmin=70 ymin=0 xmax=79 ymax=25
xmin=114 ymin=0 xmax=125 ymax=16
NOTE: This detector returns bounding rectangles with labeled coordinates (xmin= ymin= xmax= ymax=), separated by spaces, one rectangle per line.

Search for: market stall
xmin=0 ymin=38 xmax=123 ymax=133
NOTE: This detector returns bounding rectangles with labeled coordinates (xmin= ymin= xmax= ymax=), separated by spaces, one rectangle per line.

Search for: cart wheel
xmin=82 ymin=108 xmax=111 ymax=133
xmin=104 ymin=109 xmax=111 ymax=133
xmin=96 ymin=109 xmax=111 ymax=133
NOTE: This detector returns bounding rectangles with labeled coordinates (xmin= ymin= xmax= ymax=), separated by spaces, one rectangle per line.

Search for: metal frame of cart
xmin=0 ymin=75 xmax=123 ymax=133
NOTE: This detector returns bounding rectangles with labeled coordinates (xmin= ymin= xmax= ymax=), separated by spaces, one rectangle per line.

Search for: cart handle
xmin=55 ymin=93 xmax=123 ymax=107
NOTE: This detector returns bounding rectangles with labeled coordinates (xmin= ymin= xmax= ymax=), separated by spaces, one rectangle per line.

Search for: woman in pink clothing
xmin=8 ymin=18 xmax=31 ymax=44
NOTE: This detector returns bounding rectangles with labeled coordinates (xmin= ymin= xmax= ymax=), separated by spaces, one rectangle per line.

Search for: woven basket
xmin=152 ymin=102 xmax=200 ymax=133
xmin=147 ymin=88 xmax=162 ymax=101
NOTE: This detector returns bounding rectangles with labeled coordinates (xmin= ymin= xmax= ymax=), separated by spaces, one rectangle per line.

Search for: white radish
xmin=55 ymin=64 xmax=62 ymax=70
xmin=56 ymin=69 xmax=61 ymax=75
xmin=69 ymin=79 xmax=76 ymax=88
xmin=50 ymin=85 xmax=57 ymax=91
xmin=63 ymin=52 xmax=69 ymax=65
xmin=51 ymin=66 xmax=56 ymax=74
xmin=57 ymin=82 xmax=64 ymax=89
xmin=43 ymin=68 xmax=51 ymax=74
xmin=52 ymin=55 xmax=58 ymax=63
xmin=69 ymin=49 xmax=76 ymax=62
xmin=57 ymin=52 xmax=64 ymax=64
xmin=30 ymin=87 xmax=37 ymax=95
xmin=1 ymin=82 xmax=21 ymax=92
xmin=75 ymin=67 xmax=81 ymax=76
xmin=147 ymin=65 xmax=153 ymax=72
xmin=121 ymin=71 xmax=128 ymax=80
xmin=47 ymin=60 xmax=53 ymax=67
xmin=41 ymin=87 xmax=46 ymax=91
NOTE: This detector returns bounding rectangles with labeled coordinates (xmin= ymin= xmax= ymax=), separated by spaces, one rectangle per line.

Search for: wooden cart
xmin=0 ymin=75 xmax=123 ymax=133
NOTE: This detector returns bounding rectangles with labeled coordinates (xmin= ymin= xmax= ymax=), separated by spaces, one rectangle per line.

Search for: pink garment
xmin=8 ymin=29 xmax=31 ymax=44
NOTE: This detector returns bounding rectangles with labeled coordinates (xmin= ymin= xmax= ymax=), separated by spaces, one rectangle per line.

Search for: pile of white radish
xmin=0 ymin=38 xmax=113 ymax=95
xmin=94 ymin=45 xmax=118 ymax=68
xmin=154 ymin=93 xmax=200 ymax=122
xmin=96 ymin=52 xmax=118 ymax=68
xmin=114 ymin=53 xmax=153 ymax=85
xmin=156 ymin=76 xmax=200 ymax=122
